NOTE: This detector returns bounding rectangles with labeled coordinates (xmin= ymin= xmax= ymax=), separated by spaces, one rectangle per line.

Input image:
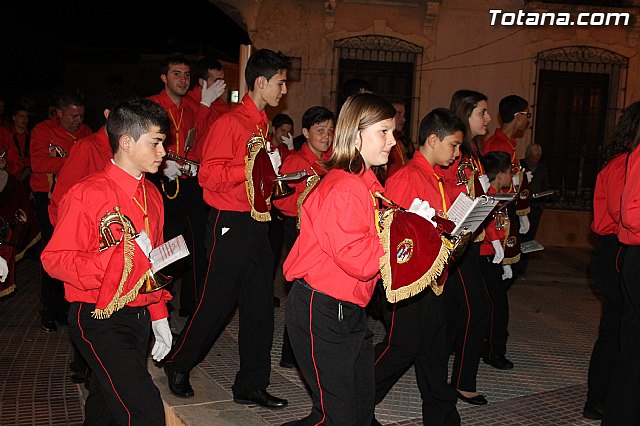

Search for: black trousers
xmin=586 ymin=235 xmax=623 ymax=409
xmin=149 ymin=176 xmax=209 ymax=316
xmin=480 ymin=255 xmax=510 ymax=359
xmin=33 ymin=192 xmax=68 ymax=322
xmin=444 ymin=242 xmax=489 ymax=392
xmin=603 ymin=243 xmax=639 ymax=426
xmin=68 ymin=302 xmax=165 ymax=426
xmin=374 ymin=289 xmax=458 ymax=425
xmin=165 ymin=209 xmax=274 ymax=395
xmin=286 ymin=280 xmax=374 ymax=425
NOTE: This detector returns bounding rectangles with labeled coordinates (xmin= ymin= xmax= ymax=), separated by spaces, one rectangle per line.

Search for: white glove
xmin=408 ymin=198 xmax=437 ymax=227
xmin=512 ymin=173 xmax=520 ymax=187
xmin=135 ymin=230 xmax=152 ymax=258
xmin=525 ymin=170 xmax=533 ymax=183
xmin=151 ymin=318 xmax=172 ymax=362
xmin=490 ymin=240 xmax=504 ymax=264
xmin=162 ymin=160 xmax=181 ymax=181
xmin=183 ymin=162 xmax=198 ymax=177
xmin=0 ymin=256 xmax=8 ymax=283
xmin=282 ymin=132 xmax=295 ymax=150
xmin=268 ymin=149 xmax=282 ymax=173
xmin=502 ymin=264 xmax=513 ymax=280
xmin=519 ymin=215 xmax=530 ymax=234
xmin=200 ymin=79 xmax=226 ymax=107
xmin=478 ymin=174 xmax=490 ymax=193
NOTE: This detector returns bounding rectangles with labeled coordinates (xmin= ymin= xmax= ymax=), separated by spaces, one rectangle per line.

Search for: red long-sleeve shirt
xmin=273 ymin=143 xmax=330 ymax=217
xmin=29 ymin=116 xmax=92 ymax=193
xmin=198 ymin=94 xmax=269 ymax=212
xmin=149 ymin=90 xmax=201 ymax=162
xmin=10 ymin=126 xmax=30 ymax=168
xmin=284 ymin=168 xmax=384 ymax=307
xmin=0 ymin=126 xmax=22 ymax=177
xmin=48 ymin=127 xmax=112 ymax=225
xmin=482 ymin=129 xmax=519 ymax=166
xmin=41 ymin=161 xmax=171 ymax=320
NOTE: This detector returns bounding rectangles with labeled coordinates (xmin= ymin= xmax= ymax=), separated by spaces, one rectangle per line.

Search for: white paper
xmin=448 ymin=193 xmax=498 ymax=237
xmin=149 ymin=235 xmax=190 ymax=273
xmin=520 ymin=240 xmax=544 ymax=254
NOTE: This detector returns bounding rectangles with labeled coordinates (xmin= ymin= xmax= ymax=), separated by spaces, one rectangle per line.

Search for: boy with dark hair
xmin=373 ymin=107 xmax=464 ymax=425
xmin=41 ymin=98 xmax=172 ymax=425
xmin=479 ymin=151 xmax=516 ymax=370
xmin=163 ymin=48 xmax=290 ymax=408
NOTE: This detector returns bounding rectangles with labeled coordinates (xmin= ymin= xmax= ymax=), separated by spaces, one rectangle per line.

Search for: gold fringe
xmin=473 ymin=229 xmax=485 ymax=243
xmin=503 ymin=253 xmax=521 ymax=265
xmin=297 ymin=175 xmax=321 ymax=229
xmin=91 ymin=233 xmax=140 ymax=319
xmin=245 ymin=151 xmax=272 ymax=222
xmin=501 ymin=219 xmax=521 ymax=265
xmin=0 ymin=283 xmax=16 ymax=298
xmin=378 ymin=210 xmax=455 ymax=303
xmin=516 ymin=207 xmax=530 ymax=216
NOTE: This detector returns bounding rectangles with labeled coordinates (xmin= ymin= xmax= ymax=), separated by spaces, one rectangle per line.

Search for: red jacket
xmin=592 ymin=153 xmax=625 ymax=236
xmin=198 ymin=94 xmax=269 ymax=212
xmin=482 ymin=129 xmax=519 ymax=166
xmin=30 ymin=116 xmax=92 ymax=193
xmin=284 ymin=168 xmax=384 ymax=307
xmin=41 ymin=161 xmax=171 ymax=320
xmin=49 ymin=127 xmax=112 ymax=225
xmin=149 ymin=90 xmax=201 ymax=162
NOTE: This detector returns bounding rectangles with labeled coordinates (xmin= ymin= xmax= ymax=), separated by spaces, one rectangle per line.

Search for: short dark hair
xmin=301 ymin=106 xmax=334 ymax=131
xmin=245 ymin=49 xmax=291 ymax=92
xmin=107 ymin=98 xmax=170 ymax=153
xmin=100 ymin=83 xmax=138 ymax=115
xmin=160 ymin=53 xmax=190 ymax=76
xmin=10 ymin=103 xmax=29 ymax=116
xmin=194 ymin=56 xmax=223 ymax=81
xmin=499 ymin=95 xmax=528 ymax=124
xmin=272 ymin=113 xmax=294 ymax=129
xmin=481 ymin=151 xmax=512 ymax=182
xmin=56 ymin=89 xmax=85 ymax=109
xmin=418 ymin=108 xmax=465 ymax=146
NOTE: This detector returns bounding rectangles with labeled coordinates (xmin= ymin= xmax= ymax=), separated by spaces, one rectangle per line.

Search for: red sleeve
xmin=621 ymin=149 xmax=640 ymax=238
xmin=30 ymin=123 xmax=66 ymax=175
xmin=197 ymin=118 xmax=246 ymax=192
xmin=0 ymin=128 xmax=22 ymax=177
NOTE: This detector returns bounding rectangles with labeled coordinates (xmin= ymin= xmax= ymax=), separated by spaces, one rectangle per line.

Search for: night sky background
xmin=0 ymin=0 xmax=250 ymax=119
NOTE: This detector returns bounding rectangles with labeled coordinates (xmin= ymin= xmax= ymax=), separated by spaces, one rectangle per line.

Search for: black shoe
xmin=164 ymin=365 xmax=194 ymax=398
xmin=55 ymin=315 xmax=68 ymax=326
xmin=583 ymin=400 xmax=604 ymax=420
xmin=483 ymin=355 xmax=514 ymax=370
xmin=234 ymin=389 xmax=288 ymax=409
xmin=456 ymin=391 xmax=488 ymax=405
xmin=40 ymin=319 xmax=57 ymax=332
xmin=279 ymin=358 xmax=298 ymax=369
xmin=70 ymin=369 xmax=90 ymax=384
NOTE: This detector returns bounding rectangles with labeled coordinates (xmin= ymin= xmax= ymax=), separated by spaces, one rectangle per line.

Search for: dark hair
xmin=272 ymin=113 xmax=294 ymax=129
xmin=160 ymin=53 xmax=190 ymax=75
xmin=10 ymin=103 xmax=29 ymax=116
xmin=245 ymin=49 xmax=291 ymax=92
xmin=194 ymin=56 xmax=223 ymax=81
xmin=325 ymin=93 xmax=395 ymax=174
xmin=106 ymin=98 xmax=170 ymax=153
xmin=100 ymin=83 xmax=138 ymax=115
xmin=499 ymin=95 xmax=528 ymax=124
xmin=449 ymin=89 xmax=487 ymax=158
xmin=301 ymin=106 xmax=335 ymax=131
xmin=56 ymin=89 xmax=85 ymax=109
xmin=602 ymin=100 xmax=640 ymax=166
xmin=481 ymin=151 xmax=512 ymax=182
xmin=342 ymin=78 xmax=374 ymax=98
xmin=418 ymin=108 xmax=465 ymax=146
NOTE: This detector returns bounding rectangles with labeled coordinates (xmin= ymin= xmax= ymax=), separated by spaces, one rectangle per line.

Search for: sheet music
xmin=448 ymin=193 xmax=498 ymax=237
xmin=149 ymin=235 xmax=190 ymax=273
xmin=520 ymin=240 xmax=544 ymax=253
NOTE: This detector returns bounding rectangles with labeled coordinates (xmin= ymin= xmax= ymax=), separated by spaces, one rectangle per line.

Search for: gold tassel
xmin=296 ymin=175 xmax=321 ymax=229
xmin=0 ymin=284 xmax=16 ymax=297
xmin=244 ymin=153 xmax=272 ymax=222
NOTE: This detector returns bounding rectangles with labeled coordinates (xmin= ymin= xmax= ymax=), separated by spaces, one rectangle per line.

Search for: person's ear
xmin=160 ymin=74 xmax=168 ymax=85
xmin=426 ymin=133 xmax=439 ymax=148
xmin=302 ymin=128 xmax=310 ymax=139
xmin=256 ymin=76 xmax=267 ymax=90
xmin=199 ymin=78 xmax=206 ymax=88
xmin=119 ymin=134 xmax=134 ymax=152
xmin=103 ymin=109 xmax=110 ymax=120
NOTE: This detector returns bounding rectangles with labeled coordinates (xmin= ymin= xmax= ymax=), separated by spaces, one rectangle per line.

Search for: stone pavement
xmin=1 ymin=246 xmax=603 ymax=425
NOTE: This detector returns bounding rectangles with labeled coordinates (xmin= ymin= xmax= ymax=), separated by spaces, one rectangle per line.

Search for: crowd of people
xmin=1 ymin=46 xmax=634 ymax=426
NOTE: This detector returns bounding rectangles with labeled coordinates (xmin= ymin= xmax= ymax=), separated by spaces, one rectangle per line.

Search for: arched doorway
xmin=533 ymin=46 xmax=628 ymax=210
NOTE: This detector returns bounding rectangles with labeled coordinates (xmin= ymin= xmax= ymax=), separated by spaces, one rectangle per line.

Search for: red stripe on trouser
xmin=167 ymin=210 xmax=220 ymax=362
xmin=374 ymin=303 xmax=397 ymax=366
xmin=309 ymin=291 xmax=327 ymax=426
xmin=455 ymin=269 xmax=471 ymax=389
xmin=77 ymin=303 xmax=132 ymax=426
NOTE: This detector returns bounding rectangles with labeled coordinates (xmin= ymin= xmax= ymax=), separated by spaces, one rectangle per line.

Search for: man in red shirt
xmin=163 ymin=49 xmax=290 ymax=409
xmin=374 ymin=108 xmax=463 ymax=426
xmin=149 ymin=53 xmax=210 ymax=317
xmin=187 ymin=56 xmax=231 ymax=135
xmin=31 ymin=90 xmax=92 ymax=332
xmin=41 ymin=98 xmax=172 ymax=426
xmin=9 ymin=105 xmax=31 ymax=182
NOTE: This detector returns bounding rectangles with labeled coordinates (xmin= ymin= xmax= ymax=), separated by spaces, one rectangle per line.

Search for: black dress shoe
xmin=234 ymin=389 xmax=288 ymax=409
xmin=279 ymin=358 xmax=298 ymax=369
xmin=164 ymin=365 xmax=194 ymax=398
xmin=456 ymin=391 xmax=488 ymax=405
xmin=55 ymin=314 xmax=68 ymax=326
xmin=483 ymin=355 xmax=514 ymax=370
xmin=70 ymin=369 xmax=90 ymax=384
xmin=583 ymin=400 xmax=604 ymax=420
xmin=40 ymin=319 xmax=57 ymax=332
